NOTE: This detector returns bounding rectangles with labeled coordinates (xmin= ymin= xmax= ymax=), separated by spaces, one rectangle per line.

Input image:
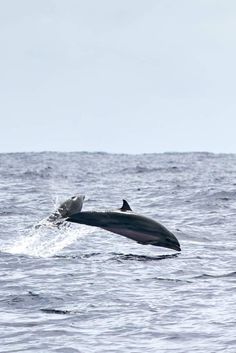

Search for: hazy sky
xmin=0 ymin=0 xmax=236 ymax=153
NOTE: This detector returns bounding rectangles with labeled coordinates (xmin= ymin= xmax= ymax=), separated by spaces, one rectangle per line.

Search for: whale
xmin=66 ymin=200 xmax=181 ymax=251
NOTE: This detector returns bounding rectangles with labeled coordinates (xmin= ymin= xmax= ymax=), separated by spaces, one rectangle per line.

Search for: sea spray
xmin=1 ymin=222 xmax=91 ymax=258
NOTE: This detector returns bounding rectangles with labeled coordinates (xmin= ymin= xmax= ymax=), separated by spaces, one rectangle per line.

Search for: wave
xmin=41 ymin=308 xmax=72 ymax=315
xmin=120 ymin=165 xmax=181 ymax=174
xmin=192 ymin=271 xmax=236 ymax=280
xmin=109 ymin=253 xmax=179 ymax=262
xmin=54 ymin=252 xmax=179 ymax=262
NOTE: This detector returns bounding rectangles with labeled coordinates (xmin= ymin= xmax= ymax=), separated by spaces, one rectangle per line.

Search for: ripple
xmin=193 ymin=271 xmax=236 ymax=280
xmin=40 ymin=309 xmax=72 ymax=315
xmin=109 ymin=253 xmax=179 ymax=262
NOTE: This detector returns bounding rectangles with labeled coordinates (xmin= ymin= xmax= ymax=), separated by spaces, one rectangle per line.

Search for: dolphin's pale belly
xmin=102 ymin=227 xmax=160 ymax=244
xmin=102 ymin=226 xmax=180 ymax=251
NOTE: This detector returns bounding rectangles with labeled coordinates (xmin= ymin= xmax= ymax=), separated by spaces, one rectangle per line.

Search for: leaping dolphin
xmin=67 ymin=200 xmax=181 ymax=251
xmin=49 ymin=194 xmax=85 ymax=221
xmin=35 ymin=194 xmax=85 ymax=229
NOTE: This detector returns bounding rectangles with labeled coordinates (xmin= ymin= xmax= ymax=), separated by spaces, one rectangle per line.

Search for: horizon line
xmin=0 ymin=150 xmax=235 ymax=156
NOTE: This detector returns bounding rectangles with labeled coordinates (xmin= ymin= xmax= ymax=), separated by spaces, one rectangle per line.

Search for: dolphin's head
xmin=58 ymin=194 xmax=85 ymax=218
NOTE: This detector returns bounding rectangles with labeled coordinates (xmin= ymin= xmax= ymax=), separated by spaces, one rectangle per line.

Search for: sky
xmin=0 ymin=0 xmax=236 ymax=154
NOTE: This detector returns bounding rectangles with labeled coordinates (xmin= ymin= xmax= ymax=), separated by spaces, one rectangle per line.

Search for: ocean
xmin=0 ymin=152 xmax=235 ymax=353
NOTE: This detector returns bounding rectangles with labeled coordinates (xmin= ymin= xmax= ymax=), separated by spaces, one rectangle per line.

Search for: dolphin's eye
xmin=71 ymin=196 xmax=76 ymax=200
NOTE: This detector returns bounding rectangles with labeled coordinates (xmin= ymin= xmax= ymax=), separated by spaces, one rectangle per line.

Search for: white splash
xmin=1 ymin=222 xmax=91 ymax=258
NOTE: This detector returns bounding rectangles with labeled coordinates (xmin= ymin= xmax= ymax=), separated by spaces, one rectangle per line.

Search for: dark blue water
xmin=0 ymin=152 xmax=235 ymax=352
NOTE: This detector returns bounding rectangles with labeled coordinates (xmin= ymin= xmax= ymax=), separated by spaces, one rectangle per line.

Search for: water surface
xmin=0 ymin=152 xmax=235 ymax=352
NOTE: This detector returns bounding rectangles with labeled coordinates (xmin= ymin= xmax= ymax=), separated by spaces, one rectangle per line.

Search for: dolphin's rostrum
xmin=67 ymin=199 xmax=181 ymax=251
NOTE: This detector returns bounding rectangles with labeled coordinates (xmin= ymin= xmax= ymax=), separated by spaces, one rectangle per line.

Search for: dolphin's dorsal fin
xmin=120 ymin=199 xmax=132 ymax=212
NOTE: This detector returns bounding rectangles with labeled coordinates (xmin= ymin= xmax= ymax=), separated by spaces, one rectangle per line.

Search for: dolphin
xmin=34 ymin=194 xmax=85 ymax=229
xmin=67 ymin=199 xmax=181 ymax=251
xmin=48 ymin=194 xmax=85 ymax=223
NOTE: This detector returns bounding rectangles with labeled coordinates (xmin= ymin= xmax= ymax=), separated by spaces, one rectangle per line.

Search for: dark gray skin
xmin=67 ymin=200 xmax=181 ymax=251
